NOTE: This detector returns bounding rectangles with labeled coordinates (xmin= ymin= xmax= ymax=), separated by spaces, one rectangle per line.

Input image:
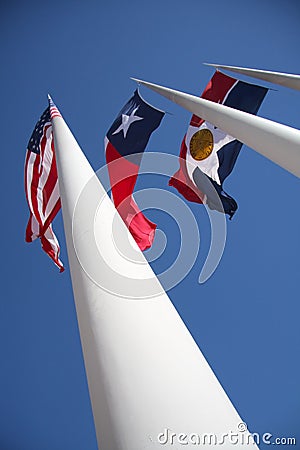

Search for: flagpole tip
xmin=203 ymin=62 xmax=219 ymax=68
xmin=130 ymin=78 xmax=157 ymax=89
xmin=130 ymin=77 xmax=143 ymax=84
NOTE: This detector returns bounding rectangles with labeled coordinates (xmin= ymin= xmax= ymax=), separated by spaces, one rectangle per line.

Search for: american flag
xmin=24 ymin=104 xmax=64 ymax=272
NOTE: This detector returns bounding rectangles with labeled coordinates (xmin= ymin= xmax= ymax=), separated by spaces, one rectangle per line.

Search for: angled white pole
xmin=132 ymin=78 xmax=300 ymax=178
xmin=204 ymin=63 xmax=300 ymax=91
xmin=51 ymin=100 xmax=258 ymax=449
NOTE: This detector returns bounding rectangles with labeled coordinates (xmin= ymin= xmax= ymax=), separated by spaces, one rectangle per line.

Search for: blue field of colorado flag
xmin=169 ymin=71 xmax=268 ymax=218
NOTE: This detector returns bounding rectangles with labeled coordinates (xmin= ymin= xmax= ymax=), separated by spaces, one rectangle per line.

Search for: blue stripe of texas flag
xmin=106 ymin=90 xmax=164 ymax=160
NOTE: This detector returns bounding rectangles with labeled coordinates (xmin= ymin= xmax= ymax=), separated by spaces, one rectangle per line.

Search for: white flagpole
xmin=51 ymin=103 xmax=257 ymax=449
xmin=204 ymin=63 xmax=300 ymax=91
xmin=131 ymin=78 xmax=300 ymax=178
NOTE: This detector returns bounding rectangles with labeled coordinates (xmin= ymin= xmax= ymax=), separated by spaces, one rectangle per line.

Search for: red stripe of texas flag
xmin=105 ymin=141 xmax=156 ymax=251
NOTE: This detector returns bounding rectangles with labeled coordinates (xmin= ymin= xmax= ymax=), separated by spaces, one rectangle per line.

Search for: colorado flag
xmin=169 ymin=71 xmax=268 ymax=218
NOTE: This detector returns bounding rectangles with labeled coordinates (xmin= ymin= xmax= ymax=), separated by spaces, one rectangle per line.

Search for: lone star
xmin=112 ymin=107 xmax=143 ymax=138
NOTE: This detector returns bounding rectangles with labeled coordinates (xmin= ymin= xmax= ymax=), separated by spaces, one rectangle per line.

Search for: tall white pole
xmin=132 ymin=78 xmax=300 ymax=178
xmin=204 ymin=63 xmax=300 ymax=91
xmin=51 ymin=106 xmax=258 ymax=449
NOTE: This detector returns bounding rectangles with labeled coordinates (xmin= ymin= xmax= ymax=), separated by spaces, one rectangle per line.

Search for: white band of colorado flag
xmin=169 ymin=71 xmax=268 ymax=218
xmin=105 ymin=89 xmax=165 ymax=251
xmin=25 ymin=103 xmax=64 ymax=272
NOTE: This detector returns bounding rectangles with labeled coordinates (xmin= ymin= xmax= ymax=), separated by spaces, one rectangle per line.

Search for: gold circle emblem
xmin=189 ymin=129 xmax=214 ymax=161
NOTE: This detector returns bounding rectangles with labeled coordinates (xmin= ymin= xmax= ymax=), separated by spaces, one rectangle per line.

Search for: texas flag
xmin=169 ymin=71 xmax=268 ymax=218
xmin=105 ymin=90 xmax=165 ymax=250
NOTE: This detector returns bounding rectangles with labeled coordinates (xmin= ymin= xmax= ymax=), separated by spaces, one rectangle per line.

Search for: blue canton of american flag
xmin=25 ymin=102 xmax=64 ymax=272
xmin=27 ymin=108 xmax=51 ymax=154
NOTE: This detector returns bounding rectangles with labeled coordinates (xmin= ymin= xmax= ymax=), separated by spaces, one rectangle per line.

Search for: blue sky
xmin=1 ymin=0 xmax=300 ymax=449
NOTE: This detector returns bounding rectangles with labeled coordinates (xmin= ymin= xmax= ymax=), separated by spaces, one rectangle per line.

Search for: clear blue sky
xmin=1 ymin=0 xmax=300 ymax=449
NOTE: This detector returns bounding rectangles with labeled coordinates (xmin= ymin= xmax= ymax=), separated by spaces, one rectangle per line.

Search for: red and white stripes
xmin=25 ymin=107 xmax=64 ymax=272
